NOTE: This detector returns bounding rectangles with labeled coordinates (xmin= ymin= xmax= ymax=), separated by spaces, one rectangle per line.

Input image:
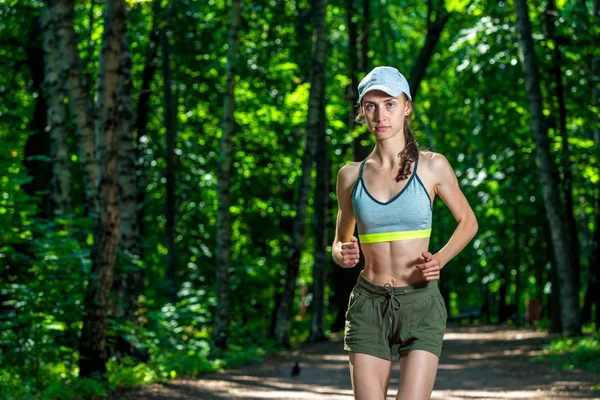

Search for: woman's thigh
xmin=349 ymin=352 xmax=392 ymax=400
xmin=397 ymin=350 xmax=440 ymax=400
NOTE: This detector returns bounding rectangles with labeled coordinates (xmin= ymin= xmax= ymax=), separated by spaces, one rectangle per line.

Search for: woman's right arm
xmin=332 ymin=163 xmax=361 ymax=268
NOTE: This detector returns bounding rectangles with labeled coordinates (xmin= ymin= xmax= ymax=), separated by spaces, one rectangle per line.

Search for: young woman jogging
xmin=332 ymin=66 xmax=478 ymax=400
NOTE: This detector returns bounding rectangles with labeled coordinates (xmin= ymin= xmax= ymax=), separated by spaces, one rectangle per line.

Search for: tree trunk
xmin=23 ymin=20 xmax=52 ymax=218
xmin=549 ymin=251 xmax=562 ymax=333
xmin=309 ymin=80 xmax=329 ymax=343
xmin=332 ymin=0 xmax=365 ymax=333
xmin=408 ymin=1 xmax=451 ymax=102
xmin=160 ymin=24 xmax=178 ymax=303
xmin=79 ymin=0 xmax=126 ymax=379
xmin=513 ymin=0 xmax=580 ymax=336
xmin=498 ymin=248 xmax=510 ymax=323
xmin=354 ymin=0 xmax=372 ymax=163
xmin=589 ymin=0 xmax=600 ymax=331
xmin=41 ymin=7 xmax=72 ymax=216
xmin=592 ymin=209 xmax=600 ymax=329
xmin=346 ymin=0 xmax=359 ymax=130
xmin=359 ymin=0 xmax=369 ymax=73
xmin=544 ymin=0 xmax=580 ymax=293
xmin=274 ymin=0 xmax=327 ymax=347
xmin=134 ymin=2 xmax=160 ymax=255
xmin=47 ymin=0 xmax=98 ymax=216
xmin=581 ymin=273 xmax=595 ymax=325
xmin=211 ymin=0 xmax=241 ymax=350
xmin=340 ymin=0 xmax=373 ymax=326
xmin=112 ymin=32 xmax=143 ymax=323
xmin=514 ymin=204 xmax=521 ymax=320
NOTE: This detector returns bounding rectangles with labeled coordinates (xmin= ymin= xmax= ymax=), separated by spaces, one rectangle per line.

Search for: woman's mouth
xmin=376 ymin=126 xmax=389 ymax=132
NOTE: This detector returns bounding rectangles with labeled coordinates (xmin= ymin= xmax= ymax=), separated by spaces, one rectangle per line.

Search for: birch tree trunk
xmin=274 ymin=0 xmax=327 ymax=347
xmin=513 ymin=0 xmax=580 ymax=336
xmin=160 ymin=23 xmax=178 ymax=302
xmin=41 ymin=7 xmax=71 ymax=216
xmin=212 ymin=0 xmax=241 ymax=350
xmin=79 ymin=0 xmax=126 ymax=378
xmin=47 ymin=0 xmax=98 ymax=216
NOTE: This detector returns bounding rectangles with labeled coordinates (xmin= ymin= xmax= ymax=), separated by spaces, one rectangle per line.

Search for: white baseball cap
xmin=357 ymin=66 xmax=412 ymax=104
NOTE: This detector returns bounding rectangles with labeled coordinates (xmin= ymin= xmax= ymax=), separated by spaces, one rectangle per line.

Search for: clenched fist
xmin=338 ymin=236 xmax=360 ymax=268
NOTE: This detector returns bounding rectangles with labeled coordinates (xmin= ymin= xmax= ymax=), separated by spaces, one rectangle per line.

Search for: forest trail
xmin=107 ymin=325 xmax=600 ymax=400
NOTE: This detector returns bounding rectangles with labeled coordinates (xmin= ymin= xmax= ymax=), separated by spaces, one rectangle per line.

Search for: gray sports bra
xmin=351 ymin=157 xmax=432 ymax=243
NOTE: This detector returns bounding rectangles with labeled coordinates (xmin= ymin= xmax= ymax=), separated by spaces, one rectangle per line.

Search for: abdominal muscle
xmin=360 ymin=237 xmax=430 ymax=287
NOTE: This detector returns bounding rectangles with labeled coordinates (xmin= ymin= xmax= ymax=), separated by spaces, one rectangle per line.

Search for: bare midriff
xmin=360 ymin=237 xmax=430 ymax=286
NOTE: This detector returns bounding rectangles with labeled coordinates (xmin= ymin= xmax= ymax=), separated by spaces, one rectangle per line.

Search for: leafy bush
xmin=538 ymin=333 xmax=600 ymax=373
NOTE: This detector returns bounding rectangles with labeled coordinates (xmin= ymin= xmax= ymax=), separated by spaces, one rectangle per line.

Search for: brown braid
xmin=395 ymin=117 xmax=419 ymax=182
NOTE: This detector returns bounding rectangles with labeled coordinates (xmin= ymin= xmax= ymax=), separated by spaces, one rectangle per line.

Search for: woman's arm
xmin=332 ymin=163 xmax=361 ymax=268
xmin=430 ymin=153 xmax=478 ymax=269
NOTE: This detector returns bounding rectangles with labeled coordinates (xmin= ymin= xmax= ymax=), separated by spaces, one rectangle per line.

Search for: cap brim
xmin=358 ymin=84 xmax=403 ymax=103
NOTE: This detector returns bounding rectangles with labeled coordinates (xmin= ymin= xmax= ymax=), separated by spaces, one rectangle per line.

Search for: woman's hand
xmin=416 ymin=251 xmax=441 ymax=281
xmin=338 ymin=236 xmax=360 ymax=268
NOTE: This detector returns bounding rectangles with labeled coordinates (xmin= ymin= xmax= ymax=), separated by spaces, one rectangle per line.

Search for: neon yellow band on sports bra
xmin=358 ymin=228 xmax=432 ymax=244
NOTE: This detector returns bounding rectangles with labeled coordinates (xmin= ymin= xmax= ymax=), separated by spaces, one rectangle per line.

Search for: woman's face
xmin=361 ymin=90 xmax=412 ymax=139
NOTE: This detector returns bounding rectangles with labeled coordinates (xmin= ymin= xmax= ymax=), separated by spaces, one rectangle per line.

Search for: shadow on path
xmin=106 ymin=325 xmax=600 ymax=400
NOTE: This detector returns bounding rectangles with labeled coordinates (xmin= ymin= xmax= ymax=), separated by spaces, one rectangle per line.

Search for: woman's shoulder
xmin=419 ymin=151 xmax=452 ymax=172
xmin=336 ymin=161 xmax=362 ymax=186
xmin=418 ymin=151 xmax=457 ymax=186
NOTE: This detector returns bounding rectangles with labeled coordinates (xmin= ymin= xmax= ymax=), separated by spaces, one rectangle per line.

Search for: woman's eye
xmin=387 ymin=103 xmax=395 ymax=108
xmin=366 ymin=104 xmax=375 ymax=110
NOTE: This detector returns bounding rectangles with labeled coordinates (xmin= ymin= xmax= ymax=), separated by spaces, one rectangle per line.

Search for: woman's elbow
xmin=469 ymin=212 xmax=479 ymax=238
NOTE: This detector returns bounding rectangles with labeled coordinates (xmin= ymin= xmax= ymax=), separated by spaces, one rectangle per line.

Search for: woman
xmin=332 ymin=66 xmax=478 ymax=400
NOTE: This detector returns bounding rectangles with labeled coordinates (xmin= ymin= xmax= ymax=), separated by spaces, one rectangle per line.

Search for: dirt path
xmin=107 ymin=325 xmax=600 ymax=399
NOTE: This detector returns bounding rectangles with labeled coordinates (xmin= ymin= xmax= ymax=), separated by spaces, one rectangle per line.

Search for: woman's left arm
xmin=430 ymin=154 xmax=478 ymax=269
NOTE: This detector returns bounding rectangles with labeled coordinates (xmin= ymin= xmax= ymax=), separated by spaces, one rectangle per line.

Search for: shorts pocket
xmin=345 ymin=289 xmax=365 ymax=320
xmin=433 ymin=295 xmax=448 ymax=324
xmin=408 ymin=297 xmax=433 ymax=335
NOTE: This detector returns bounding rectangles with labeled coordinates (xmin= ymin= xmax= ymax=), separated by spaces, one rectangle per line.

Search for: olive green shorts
xmin=344 ymin=273 xmax=447 ymax=361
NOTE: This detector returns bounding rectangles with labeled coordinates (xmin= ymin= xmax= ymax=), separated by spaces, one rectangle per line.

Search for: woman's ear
xmin=405 ymin=100 xmax=413 ymax=116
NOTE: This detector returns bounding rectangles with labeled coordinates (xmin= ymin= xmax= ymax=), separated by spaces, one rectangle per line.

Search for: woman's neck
xmin=371 ymin=136 xmax=406 ymax=169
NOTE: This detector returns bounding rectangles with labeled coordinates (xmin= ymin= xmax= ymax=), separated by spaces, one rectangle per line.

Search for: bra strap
xmin=358 ymin=159 xmax=367 ymax=178
xmin=413 ymin=155 xmax=419 ymax=175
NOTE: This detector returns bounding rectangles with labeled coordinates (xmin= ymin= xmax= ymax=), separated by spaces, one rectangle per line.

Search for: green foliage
xmin=0 ymin=368 xmax=109 ymax=400
xmin=538 ymin=333 xmax=600 ymax=374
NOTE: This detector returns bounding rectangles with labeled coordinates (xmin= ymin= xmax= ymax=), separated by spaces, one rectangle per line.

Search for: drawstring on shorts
xmin=383 ymin=283 xmax=405 ymax=327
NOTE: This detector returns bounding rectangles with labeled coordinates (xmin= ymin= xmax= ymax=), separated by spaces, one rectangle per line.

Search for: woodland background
xmin=0 ymin=0 xmax=598 ymax=398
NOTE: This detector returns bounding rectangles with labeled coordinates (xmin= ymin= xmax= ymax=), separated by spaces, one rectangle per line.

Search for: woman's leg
xmin=349 ymin=352 xmax=392 ymax=400
xmin=396 ymin=350 xmax=439 ymax=400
